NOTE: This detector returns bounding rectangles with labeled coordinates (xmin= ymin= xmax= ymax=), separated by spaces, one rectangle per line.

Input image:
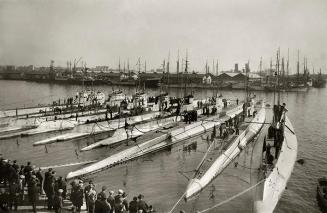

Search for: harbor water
xmin=0 ymin=80 xmax=326 ymax=213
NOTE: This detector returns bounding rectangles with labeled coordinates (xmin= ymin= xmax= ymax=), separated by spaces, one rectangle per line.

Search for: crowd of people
xmin=0 ymin=158 xmax=45 ymax=212
xmin=70 ymin=179 xmax=154 ymax=213
xmin=0 ymin=158 xmax=154 ymax=213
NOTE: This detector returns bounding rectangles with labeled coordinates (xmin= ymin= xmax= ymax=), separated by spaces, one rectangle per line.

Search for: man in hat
xmin=53 ymin=189 xmax=64 ymax=213
xmin=12 ymin=160 xmax=19 ymax=172
xmin=84 ymin=180 xmax=93 ymax=211
xmin=7 ymin=161 xmax=18 ymax=185
xmin=137 ymin=194 xmax=148 ymax=213
xmin=107 ymin=191 xmax=115 ymax=213
xmin=114 ymin=196 xmax=126 ymax=213
xmin=129 ymin=196 xmax=138 ymax=213
xmin=47 ymin=171 xmax=56 ymax=210
xmin=43 ymin=168 xmax=52 ymax=196
xmin=24 ymin=162 xmax=33 ymax=184
xmin=35 ymin=168 xmax=43 ymax=194
xmin=98 ymin=185 xmax=107 ymax=201
xmin=27 ymin=175 xmax=38 ymax=213
xmin=114 ymin=189 xmax=124 ymax=204
xmin=18 ymin=165 xmax=25 ymax=176
xmin=87 ymin=184 xmax=97 ymax=213
xmin=56 ymin=176 xmax=67 ymax=199
xmin=122 ymin=192 xmax=129 ymax=211
xmin=8 ymin=179 xmax=20 ymax=211
xmin=0 ymin=158 xmax=6 ymax=184
xmin=75 ymin=180 xmax=84 ymax=213
xmin=95 ymin=192 xmax=111 ymax=213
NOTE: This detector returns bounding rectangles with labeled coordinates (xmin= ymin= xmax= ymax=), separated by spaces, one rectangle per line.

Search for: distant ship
xmin=312 ymin=70 xmax=326 ymax=88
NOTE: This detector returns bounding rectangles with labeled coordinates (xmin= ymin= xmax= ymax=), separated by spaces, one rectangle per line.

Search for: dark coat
xmin=53 ymin=194 xmax=63 ymax=209
xmin=129 ymin=200 xmax=138 ymax=213
xmin=43 ymin=171 xmax=51 ymax=193
xmin=95 ymin=200 xmax=111 ymax=213
xmin=74 ymin=186 xmax=84 ymax=207
xmin=9 ymin=182 xmax=20 ymax=196
xmin=28 ymin=180 xmax=39 ymax=203
xmin=138 ymin=200 xmax=148 ymax=213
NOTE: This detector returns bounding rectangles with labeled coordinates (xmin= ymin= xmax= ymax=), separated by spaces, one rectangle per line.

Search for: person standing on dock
xmin=8 ymin=180 xmax=19 ymax=211
xmin=98 ymin=185 xmax=108 ymax=201
xmin=56 ymin=176 xmax=67 ymax=199
xmin=137 ymin=194 xmax=148 ymax=213
xmin=47 ymin=172 xmax=56 ymax=210
xmin=84 ymin=180 xmax=93 ymax=211
xmin=87 ymin=184 xmax=97 ymax=213
xmin=35 ymin=168 xmax=43 ymax=194
xmin=27 ymin=175 xmax=39 ymax=213
xmin=129 ymin=196 xmax=138 ymax=213
xmin=75 ymin=181 xmax=84 ymax=213
xmin=12 ymin=160 xmax=19 ymax=172
xmin=43 ymin=168 xmax=52 ymax=196
xmin=122 ymin=192 xmax=128 ymax=211
xmin=18 ymin=175 xmax=25 ymax=201
xmin=7 ymin=161 xmax=18 ymax=185
xmin=95 ymin=192 xmax=111 ymax=213
xmin=107 ymin=191 xmax=115 ymax=213
xmin=53 ymin=189 xmax=64 ymax=213
xmin=24 ymin=162 xmax=33 ymax=184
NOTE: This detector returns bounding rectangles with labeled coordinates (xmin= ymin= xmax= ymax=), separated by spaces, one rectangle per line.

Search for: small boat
xmin=317 ymin=177 xmax=327 ymax=212
xmin=312 ymin=71 xmax=326 ymax=88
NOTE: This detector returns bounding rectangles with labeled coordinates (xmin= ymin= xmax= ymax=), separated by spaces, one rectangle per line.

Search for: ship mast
xmin=143 ymin=60 xmax=146 ymax=91
xmin=127 ymin=59 xmax=130 ymax=77
xmin=215 ymin=59 xmax=219 ymax=96
xmin=216 ymin=59 xmax=219 ymax=76
xmin=167 ymin=51 xmax=170 ymax=92
xmin=276 ymin=49 xmax=280 ymax=105
xmin=287 ymin=48 xmax=289 ymax=76
xmin=136 ymin=57 xmax=141 ymax=92
xmin=281 ymin=57 xmax=285 ymax=90
xmin=184 ymin=50 xmax=189 ymax=97
xmin=245 ymin=61 xmax=250 ymax=102
xmin=259 ymin=57 xmax=262 ymax=85
xmin=297 ymin=50 xmax=300 ymax=77
xmin=176 ymin=50 xmax=180 ymax=82
xmin=118 ymin=57 xmax=121 ymax=73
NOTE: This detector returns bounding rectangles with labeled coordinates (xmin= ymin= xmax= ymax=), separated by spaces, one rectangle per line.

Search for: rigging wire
xmin=167 ymin=191 xmax=187 ymax=213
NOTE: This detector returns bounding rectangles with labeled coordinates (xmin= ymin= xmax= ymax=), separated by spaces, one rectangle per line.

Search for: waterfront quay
xmin=0 ymin=62 xmax=323 ymax=91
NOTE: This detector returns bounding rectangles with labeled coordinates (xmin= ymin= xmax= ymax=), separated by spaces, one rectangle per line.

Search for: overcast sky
xmin=1 ymin=0 xmax=327 ymax=73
